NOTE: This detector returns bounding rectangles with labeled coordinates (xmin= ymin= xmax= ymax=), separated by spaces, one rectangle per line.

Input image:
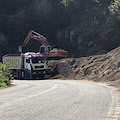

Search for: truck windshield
xmin=32 ymin=57 xmax=45 ymax=63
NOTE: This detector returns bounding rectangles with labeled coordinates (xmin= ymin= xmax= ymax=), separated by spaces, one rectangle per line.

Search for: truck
xmin=19 ymin=30 xmax=68 ymax=58
xmin=2 ymin=52 xmax=47 ymax=79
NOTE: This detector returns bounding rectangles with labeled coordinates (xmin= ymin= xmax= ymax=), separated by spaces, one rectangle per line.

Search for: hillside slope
xmin=48 ymin=46 xmax=120 ymax=89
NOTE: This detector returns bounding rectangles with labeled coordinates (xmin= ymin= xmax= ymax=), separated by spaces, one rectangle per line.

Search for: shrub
xmin=0 ymin=62 xmax=13 ymax=88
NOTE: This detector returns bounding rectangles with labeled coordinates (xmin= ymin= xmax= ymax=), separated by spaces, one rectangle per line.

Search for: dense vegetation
xmin=0 ymin=62 xmax=12 ymax=88
xmin=0 ymin=0 xmax=120 ymax=57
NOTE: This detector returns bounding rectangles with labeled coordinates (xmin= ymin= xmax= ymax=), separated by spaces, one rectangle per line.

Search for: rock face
xmin=0 ymin=33 xmax=8 ymax=60
xmin=0 ymin=33 xmax=7 ymax=45
xmin=55 ymin=26 xmax=120 ymax=57
xmin=1 ymin=0 xmax=120 ymax=59
xmin=48 ymin=46 xmax=120 ymax=82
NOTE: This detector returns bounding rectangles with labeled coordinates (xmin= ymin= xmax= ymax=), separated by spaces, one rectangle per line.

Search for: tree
xmin=0 ymin=62 xmax=12 ymax=88
xmin=109 ymin=0 xmax=120 ymax=19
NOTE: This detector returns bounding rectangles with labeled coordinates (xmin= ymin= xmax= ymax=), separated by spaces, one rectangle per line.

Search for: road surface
xmin=0 ymin=80 xmax=119 ymax=120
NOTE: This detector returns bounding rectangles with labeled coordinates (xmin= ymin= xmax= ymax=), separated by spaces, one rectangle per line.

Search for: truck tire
xmin=39 ymin=74 xmax=44 ymax=80
xmin=24 ymin=71 xmax=31 ymax=79
xmin=12 ymin=70 xmax=22 ymax=79
xmin=18 ymin=71 xmax=22 ymax=79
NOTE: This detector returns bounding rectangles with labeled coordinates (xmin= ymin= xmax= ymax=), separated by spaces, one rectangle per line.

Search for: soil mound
xmin=47 ymin=46 xmax=120 ymax=89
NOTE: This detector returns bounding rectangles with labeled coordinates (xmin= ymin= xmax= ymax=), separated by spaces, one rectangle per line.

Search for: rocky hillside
xmin=55 ymin=0 xmax=120 ymax=57
xmin=1 ymin=0 xmax=120 ymax=59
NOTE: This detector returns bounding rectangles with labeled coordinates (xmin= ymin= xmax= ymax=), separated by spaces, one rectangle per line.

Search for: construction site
xmin=1 ymin=30 xmax=120 ymax=92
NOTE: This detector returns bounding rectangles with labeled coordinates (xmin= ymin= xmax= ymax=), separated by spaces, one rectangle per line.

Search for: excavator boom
xmin=23 ymin=30 xmax=49 ymax=46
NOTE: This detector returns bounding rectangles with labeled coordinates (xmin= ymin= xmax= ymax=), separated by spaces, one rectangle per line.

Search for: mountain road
xmin=0 ymin=80 xmax=120 ymax=120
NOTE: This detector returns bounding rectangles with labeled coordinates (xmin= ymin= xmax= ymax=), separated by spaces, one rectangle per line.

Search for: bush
xmin=0 ymin=62 xmax=13 ymax=88
xmin=109 ymin=0 xmax=120 ymax=19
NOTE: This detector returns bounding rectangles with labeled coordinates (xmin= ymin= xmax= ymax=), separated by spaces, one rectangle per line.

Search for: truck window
xmin=26 ymin=58 xmax=30 ymax=63
xmin=32 ymin=57 xmax=45 ymax=63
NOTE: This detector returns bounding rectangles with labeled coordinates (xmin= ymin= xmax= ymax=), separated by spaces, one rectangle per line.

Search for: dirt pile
xmin=48 ymin=46 xmax=120 ymax=86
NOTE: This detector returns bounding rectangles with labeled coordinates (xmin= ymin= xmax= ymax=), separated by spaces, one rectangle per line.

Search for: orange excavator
xmin=18 ymin=30 xmax=68 ymax=58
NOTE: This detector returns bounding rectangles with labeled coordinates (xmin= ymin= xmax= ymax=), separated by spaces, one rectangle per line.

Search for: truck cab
xmin=23 ymin=52 xmax=47 ymax=79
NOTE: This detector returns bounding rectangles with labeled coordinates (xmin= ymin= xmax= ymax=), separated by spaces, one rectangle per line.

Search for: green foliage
xmin=0 ymin=62 xmax=12 ymax=88
xmin=60 ymin=0 xmax=73 ymax=6
xmin=109 ymin=0 xmax=120 ymax=19
xmin=0 ymin=82 xmax=7 ymax=88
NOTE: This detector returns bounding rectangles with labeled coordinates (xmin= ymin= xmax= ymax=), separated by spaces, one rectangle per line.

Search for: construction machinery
xmin=2 ymin=52 xmax=47 ymax=79
xmin=19 ymin=30 xmax=68 ymax=58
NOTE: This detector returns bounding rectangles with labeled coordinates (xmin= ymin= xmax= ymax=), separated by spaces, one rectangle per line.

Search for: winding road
xmin=0 ymin=80 xmax=119 ymax=120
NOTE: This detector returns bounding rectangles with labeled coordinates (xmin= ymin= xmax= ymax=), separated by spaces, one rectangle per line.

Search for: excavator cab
xmin=39 ymin=45 xmax=51 ymax=56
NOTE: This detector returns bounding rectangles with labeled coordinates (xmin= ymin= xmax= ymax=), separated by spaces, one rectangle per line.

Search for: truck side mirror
xmin=18 ymin=45 xmax=23 ymax=54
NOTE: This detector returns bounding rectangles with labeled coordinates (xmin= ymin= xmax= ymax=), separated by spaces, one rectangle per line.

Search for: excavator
xmin=18 ymin=30 xmax=68 ymax=58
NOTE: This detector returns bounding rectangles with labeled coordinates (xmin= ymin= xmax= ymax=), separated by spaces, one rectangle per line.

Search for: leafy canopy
xmin=0 ymin=62 xmax=12 ymax=88
xmin=109 ymin=0 xmax=120 ymax=19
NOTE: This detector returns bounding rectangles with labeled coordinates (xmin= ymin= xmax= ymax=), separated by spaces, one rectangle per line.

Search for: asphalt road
xmin=0 ymin=80 xmax=119 ymax=120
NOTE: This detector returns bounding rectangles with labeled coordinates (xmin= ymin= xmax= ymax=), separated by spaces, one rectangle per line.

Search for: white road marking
xmin=0 ymin=84 xmax=58 ymax=108
xmin=105 ymin=88 xmax=120 ymax=120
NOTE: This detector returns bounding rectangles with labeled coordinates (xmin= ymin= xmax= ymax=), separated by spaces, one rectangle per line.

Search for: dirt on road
xmin=47 ymin=46 xmax=120 ymax=91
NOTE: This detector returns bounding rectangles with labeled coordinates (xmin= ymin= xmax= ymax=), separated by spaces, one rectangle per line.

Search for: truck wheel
xmin=39 ymin=74 xmax=44 ymax=80
xmin=32 ymin=74 xmax=36 ymax=79
xmin=24 ymin=71 xmax=30 ymax=79
xmin=18 ymin=71 xmax=22 ymax=79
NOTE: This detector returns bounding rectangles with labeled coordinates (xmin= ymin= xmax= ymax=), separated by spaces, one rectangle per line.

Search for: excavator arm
xmin=23 ymin=30 xmax=49 ymax=46
xmin=19 ymin=30 xmax=51 ymax=55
